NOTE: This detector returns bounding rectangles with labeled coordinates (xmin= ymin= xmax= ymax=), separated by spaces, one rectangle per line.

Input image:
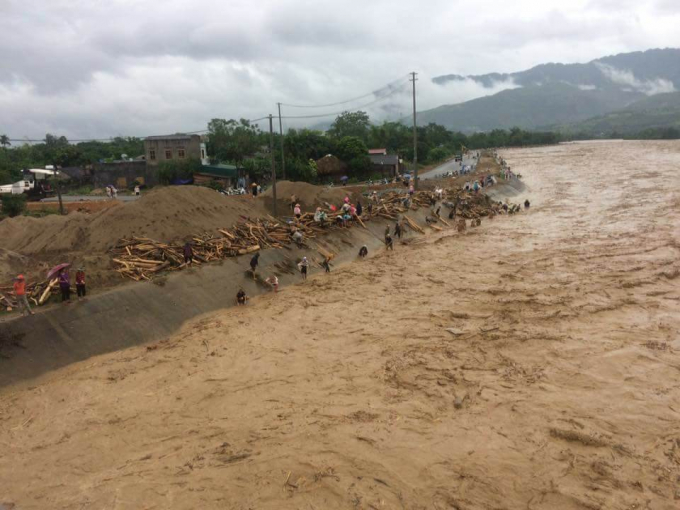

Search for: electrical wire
xmin=279 ymin=75 xmax=409 ymax=108
xmin=4 ymin=77 xmax=409 ymax=142
xmin=279 ymin=82 xmax=410 ymax=120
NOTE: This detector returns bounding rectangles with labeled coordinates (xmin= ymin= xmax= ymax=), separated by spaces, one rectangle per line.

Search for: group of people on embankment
xmin=11 ymin=267 xmax=87 ymax=317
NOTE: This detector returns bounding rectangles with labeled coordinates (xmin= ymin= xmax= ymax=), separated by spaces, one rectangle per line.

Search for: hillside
xmin=421 ymin=48 xmax=680 ymax=132
xmin=418 ymin=83 xmax=642 ymax=132
xmin=555 ymin=91 xmax=680 ymax=136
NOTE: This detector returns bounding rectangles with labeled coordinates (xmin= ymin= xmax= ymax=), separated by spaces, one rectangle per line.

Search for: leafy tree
xmin=336 ymin=136 xmax=370 ymax=176
xmin=207 ymin=118 xmax=262 ymax=166
xmin=328 ymin=111 xmax=370 ymax=142
xmin=0 ymin=135 xmax=10 ymax=149
xmin=284 ymin=128 xmax=334 ymax=162
xmin=157 ymin=158 xmax=202 ymax=185
xmin=0 ymin=195 xmax=26 ymax=217
xmin=52 ymin=145 xmax=83 ymax=168
xmin=242 ymin=155 xmax=271 ymax=180
xmin=427 ymin=147 xmax=451 ymax=163
xmin=368 ymin=122 xmax=411 ymax=154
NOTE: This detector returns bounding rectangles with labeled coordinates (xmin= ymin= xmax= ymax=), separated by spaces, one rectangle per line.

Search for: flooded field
xmin=1 ymin=140 xmax=679 ymax=509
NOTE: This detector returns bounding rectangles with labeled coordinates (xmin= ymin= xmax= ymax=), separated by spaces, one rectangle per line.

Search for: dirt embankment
xmin=260 ymin=180 xmax=360 ymax=212
xmin=0 ymin=186 xmax=273 ymax=286
xmin=0 ymin=170 xmax=501 ymax=298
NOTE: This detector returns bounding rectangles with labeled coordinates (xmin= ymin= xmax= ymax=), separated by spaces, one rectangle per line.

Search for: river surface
xmin=1 ymin=140 xmax=679 ymax=509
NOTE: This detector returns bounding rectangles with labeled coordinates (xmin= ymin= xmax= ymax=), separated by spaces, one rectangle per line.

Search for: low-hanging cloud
xmin=596 ymin=63 xmax=676 ymax=95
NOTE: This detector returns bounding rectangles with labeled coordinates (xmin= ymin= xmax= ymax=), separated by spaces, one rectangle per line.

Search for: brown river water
xmin=1 ymin=140 xmax=679 ymax=509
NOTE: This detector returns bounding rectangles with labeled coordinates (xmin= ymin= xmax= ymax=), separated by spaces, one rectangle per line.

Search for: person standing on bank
xmin=183 ymin=242 xmax=194 ymax=265
xmin=58 ymin=268 xmax=71 ymax=302
xmin=250 ymin=252 xmax=260 ymax=278
xmin=75 ymin=268 xmax=86 ymax=298
xmin=298 ymin=257 xmax=309 ymax=280
xmin=13 ymin=274 xmax=34 ymax=316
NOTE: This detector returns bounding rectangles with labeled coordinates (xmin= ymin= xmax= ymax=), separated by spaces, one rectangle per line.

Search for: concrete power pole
xmin=410 ymin=72 xmax=418 ymax=190
xmin=277 ymin=103 xmax=286 ymax=181
xmin=268 ymin=114 xmax=278 ymax=217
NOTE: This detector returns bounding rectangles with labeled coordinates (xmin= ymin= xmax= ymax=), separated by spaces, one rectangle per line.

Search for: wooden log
xmin=39 ymin=278 xmax=58 ymax=305
xmin=237 ymin=245 xmax=260 ymax=255
xmin=403 ymin=216 xmax=425 ymax=234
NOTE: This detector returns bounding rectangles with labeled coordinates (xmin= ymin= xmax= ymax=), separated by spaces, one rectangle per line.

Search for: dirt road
xmin=1 ymin=141 xmax=679 ymax=509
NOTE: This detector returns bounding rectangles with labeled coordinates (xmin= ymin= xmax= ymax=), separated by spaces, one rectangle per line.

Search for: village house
xmin=368 ymin=148 xmax=400 ymax=177
xmin=144 ymin=134 xmax=208 ymax=166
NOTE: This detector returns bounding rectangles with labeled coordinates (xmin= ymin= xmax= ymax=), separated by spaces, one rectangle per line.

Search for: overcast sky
xmin=1 ymin=0 xmax=679 ymax=140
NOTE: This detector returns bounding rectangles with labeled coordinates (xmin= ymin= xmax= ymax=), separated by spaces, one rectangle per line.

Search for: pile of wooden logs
xmin=110 ymin=215 xmax=359 ymax=281
xmin=110 ymin=189 xmax=510 ymax=282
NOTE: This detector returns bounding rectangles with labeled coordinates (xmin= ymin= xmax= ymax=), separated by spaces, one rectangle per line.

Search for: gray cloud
xmin=1 ymin=0 xmax=679 ymax=139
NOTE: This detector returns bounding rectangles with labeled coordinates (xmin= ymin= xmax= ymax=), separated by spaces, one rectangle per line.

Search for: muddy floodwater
xmin=1 ymin=140 xmax=679 ymax=509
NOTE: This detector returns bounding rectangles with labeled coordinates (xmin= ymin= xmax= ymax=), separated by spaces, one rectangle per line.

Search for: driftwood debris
xmin=108 ymin=189 xmax=513 ymax=282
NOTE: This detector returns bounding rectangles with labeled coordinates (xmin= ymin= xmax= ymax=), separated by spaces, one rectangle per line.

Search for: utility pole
xmin=268 ymin=114 xmax=278 ymax=217
xmin=410 ymin=72 xmax=418 ymax=190
xmin=51 ymin=164 xmax=65 ymax=215
xmin=277 ymin=103 xmax=286 ymax=181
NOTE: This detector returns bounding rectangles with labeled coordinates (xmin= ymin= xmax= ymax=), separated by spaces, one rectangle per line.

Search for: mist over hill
xmin=418 ymin=48 xmax=680 ymax=134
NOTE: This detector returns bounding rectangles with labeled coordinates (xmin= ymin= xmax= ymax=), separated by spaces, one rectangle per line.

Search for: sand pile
xmin=261 ymin=181 xmax=358 ymax=212
xmin=0 ymin=248 xmax=30 ymax=282
xmin=0 ymin=186 xmax=270 ymax=255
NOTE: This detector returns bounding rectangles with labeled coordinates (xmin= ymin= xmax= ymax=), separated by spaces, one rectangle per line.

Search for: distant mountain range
xmin=418 ymin=48 xmax=680 ymax=135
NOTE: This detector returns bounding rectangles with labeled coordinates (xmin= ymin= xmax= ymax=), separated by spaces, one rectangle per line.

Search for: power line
xmin=278 ymin=82 xmax=410 ymax=120
xmin=280 ymin=75 xmax=409 ymax=108
xmin=3 ymin=78 xmax=408 ymax=142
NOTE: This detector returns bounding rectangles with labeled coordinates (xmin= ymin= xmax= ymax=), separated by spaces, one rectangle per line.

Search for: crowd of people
xmin=11 ymin=266 xmax=87 ymax=317
xmin=11 ymin=156 xmax=530 ymax=316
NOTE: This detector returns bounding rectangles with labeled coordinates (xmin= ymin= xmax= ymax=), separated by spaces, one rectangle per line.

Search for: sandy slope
xmin=1 ymin=141 xmax=679 ymax=509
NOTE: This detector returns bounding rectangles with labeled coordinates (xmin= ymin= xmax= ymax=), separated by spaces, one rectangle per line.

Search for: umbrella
xmin=47 ymin=263 xmax=70 ymax=281
xmin=340 ymin=176 xmax=349 ymax=181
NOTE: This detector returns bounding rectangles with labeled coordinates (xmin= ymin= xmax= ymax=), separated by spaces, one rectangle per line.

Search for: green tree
xmin=207 ymin=118 xmax=262 ymax=166
xmin=427 ymin=146 xmax=451 ymax=163
xmin=336 ymin=136 xmax=370 ymax=176
xmin=157 ymin=158 xmax=202 ymax=184
xmin=368 ymin=122 xmax=411 ymax=154
xmin=284 ymin=128 xmax=334 ymax=162
xmin=0 ymin=135 xmax=11 ymax=149
xmin=242 ymin=155 xmax=271 ymax=180
xmin=328 ymin=111 xmax=371 ymax=142
xmin=0 ymin=195 xmax=26 ymax=217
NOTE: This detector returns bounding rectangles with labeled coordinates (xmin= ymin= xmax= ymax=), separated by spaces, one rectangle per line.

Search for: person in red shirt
xmin=13 ymin=274 xmax=34 ymax=316
xmin=75 ymin=268 xmax=86 ymax=298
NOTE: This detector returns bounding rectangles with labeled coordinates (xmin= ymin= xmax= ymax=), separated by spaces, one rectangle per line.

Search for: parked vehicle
xmin=0 ymin=168 xmax=57 ymax=200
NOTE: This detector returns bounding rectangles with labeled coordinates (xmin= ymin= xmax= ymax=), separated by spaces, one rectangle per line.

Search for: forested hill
xmin=419 ymin=48 xmax=680 ymax=132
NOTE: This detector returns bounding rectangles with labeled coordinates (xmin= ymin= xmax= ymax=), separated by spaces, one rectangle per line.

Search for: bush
xmin=157 ymin=158 xmax=202 ymax=185
xmin=427 ymin=147 xmax=451 ymax=163
xmin=0 ymin=194 xmax=27 ymax=217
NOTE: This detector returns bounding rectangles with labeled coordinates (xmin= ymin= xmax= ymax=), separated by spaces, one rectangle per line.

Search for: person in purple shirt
xmin=58 ymin=269 xmax=71 ymax=302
